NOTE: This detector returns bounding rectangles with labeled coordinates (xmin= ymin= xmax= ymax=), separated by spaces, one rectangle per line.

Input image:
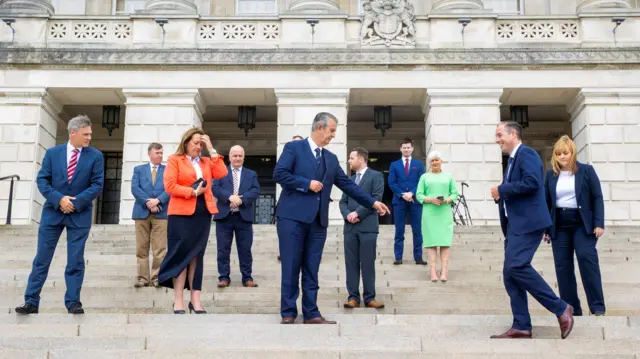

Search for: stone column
xmin=0 ymin=0 xmax=54 ymax=14
xmin=0 ymin=88 xmax=61 ymax=224
xmin=119 ymin=89 xmax=205 ymax=224
xmin=274 ymin=89 xmax=350 ymax=224
xmin=288 ymin=0 xmax=340 ymax=13
xmin=577 ymin=0 xmax=631 ymax=12
xmin=144 ymin=0 xmax=198 ymax=14
xmin=431 ymin=0 xmax=484 ymax=12
xmin=568 ymin=88 xmax=640 ymax=225
xmin=424 ymin=89 xmax=503 ymax=225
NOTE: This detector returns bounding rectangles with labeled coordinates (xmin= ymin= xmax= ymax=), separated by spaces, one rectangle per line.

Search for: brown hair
xmin=175 ymin=127 xmax=205 ymax=156
xmin=400 ymin=138 xmax=413 ymax=146
xmin=147 ymin=142 xmax=163 ymax=152
xmin=351 ymin=147 xmax=369 ymax=162
xmin=551 ymin=135 xmax=578 ymax=176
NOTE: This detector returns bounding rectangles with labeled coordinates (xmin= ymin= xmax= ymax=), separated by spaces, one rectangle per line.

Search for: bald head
xmin=229 ymin=145 xmax=245 ymax=169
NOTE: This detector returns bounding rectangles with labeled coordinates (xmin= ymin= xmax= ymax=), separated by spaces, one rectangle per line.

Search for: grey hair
xmin=427 ymin=150 xmax=443 ymax=164
xmin=67 ymin=115 xmax=92 ymax=133
xmin=311 ymin=112 xmax=338 ymax=133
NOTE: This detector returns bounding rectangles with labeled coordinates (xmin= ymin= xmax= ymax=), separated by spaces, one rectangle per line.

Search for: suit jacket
xmin=544 ymin=162 xmax=605 ymax=240
xmin=273 ymin=138 xmax=376 ymax=228
xmin=339 ymin=169 xmax=384 ymax=233
xmin=388 ymin=158 xmax=425 ymax=205
xmin=131 ymin=163 xmax=170 ymax=220
xmin=498 ymin=144 xmax=552 ymax=236
xmin=213 ymin=166 xmax=261 ymax=223
xmin=163 ymin=154 xmax=228 ymax=216
xmin=37 ymin=144 xmax=104 ymax=228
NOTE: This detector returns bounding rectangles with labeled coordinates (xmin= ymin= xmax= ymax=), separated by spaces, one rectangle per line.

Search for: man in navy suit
xmin=274 ymin=112 xmax=390 ymax=325
xmin=15 ymin=115 xmax=104 ymax=315
xmin=490 ymin=121 xmax=574 ymax=339
xmin=213 ymin=145 xmax=261 ymax=288
xmin=388 ymin=138 xmax=426 ymax=265
xmin=131 ymin=142 xmax=169 ymax=288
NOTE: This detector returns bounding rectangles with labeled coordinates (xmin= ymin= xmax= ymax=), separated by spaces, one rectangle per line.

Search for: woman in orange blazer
xmin=157 ymin=127 xmax=228 ymax=314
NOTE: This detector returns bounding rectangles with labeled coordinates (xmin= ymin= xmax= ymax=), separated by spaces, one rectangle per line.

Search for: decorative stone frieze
xmin=144 ymin=0 xmax=198 ymax=14
xmin=496 ymin=20 xmax=580 ymax=43
xmin=0 ymin=0 xmax=54 ymax=14
xmin=577 ymin=0 xmax=631 ymax=13
xmin=360 ymin=0 xmax=416 ymax=48
xmin=431 ymin=0 xmax=484 ymax=12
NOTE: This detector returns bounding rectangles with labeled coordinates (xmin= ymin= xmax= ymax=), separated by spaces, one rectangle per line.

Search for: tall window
xmin=484 ymin=0 xmax=523 ymax=14
xmin=115 ymin=0 xmax=146 ymax=14
xmin=237 ymin=0 xmax=278 ymax=15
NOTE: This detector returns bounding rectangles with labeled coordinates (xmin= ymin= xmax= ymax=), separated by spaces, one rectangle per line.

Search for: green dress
xmin=415 ymin=172 xmax=459 ymax=248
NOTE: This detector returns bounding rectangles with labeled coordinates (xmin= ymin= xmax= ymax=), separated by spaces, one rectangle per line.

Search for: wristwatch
xmin=209 ymin=148 xmax=217 ymax=155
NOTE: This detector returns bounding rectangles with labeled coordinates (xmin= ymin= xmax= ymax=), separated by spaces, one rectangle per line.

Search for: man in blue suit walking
xmin=388 ymin=138 xmax=426 ymax=265
xmin=490 ymin=121 xmax=574 ymax=339
xmin=131 ymin=142 xmax=169 ymax=288
xmin=15 ymin=115 xmax=104 ymax=315
xmin=274 ymin=112 xmax=390 ymax=325
xmin=213 ymin=145 xmax=261 ymax=288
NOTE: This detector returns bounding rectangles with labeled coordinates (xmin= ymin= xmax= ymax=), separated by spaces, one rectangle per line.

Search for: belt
xmin=557 ymin=207 xmax=578 ymax=211
xmin=229 ymin=211 xmax=241 ymax=215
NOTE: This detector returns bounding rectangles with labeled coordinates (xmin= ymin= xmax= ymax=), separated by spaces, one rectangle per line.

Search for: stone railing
xmin=48 ymin=20 xmax=133 ymax=42
xmin=496 ymin=19 xmax=581 ymax=44
xmin=196 ymin=21 xmax=280 ymax=42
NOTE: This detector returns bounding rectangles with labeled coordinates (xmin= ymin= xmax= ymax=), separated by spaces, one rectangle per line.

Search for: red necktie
xmin=404 ymin=158 xmax=409 ymax=176
xmin=68 ymin=149 xmax=79 ymax=183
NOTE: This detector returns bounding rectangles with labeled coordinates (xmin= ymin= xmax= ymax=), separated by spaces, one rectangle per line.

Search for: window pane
xmin=116 ymin=0 xmax=146 ymax=14
xmin=237 ymin=0 xmax=278 ymax=14
xmin=484 ymin=0 xmax=520 ymax=13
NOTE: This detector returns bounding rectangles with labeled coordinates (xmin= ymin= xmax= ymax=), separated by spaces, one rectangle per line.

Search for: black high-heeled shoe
xmin=189 ymin=302 xmax=207 ymax=314
xmin=173 ymin=302 xmax=186 ymax=314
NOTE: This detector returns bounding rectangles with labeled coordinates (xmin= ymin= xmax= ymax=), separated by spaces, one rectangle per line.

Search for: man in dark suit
xmin=490 ymin=121 xmax=574 ymax=339
xmin=388 ymin=138 xmax=426 ymax=265
xmin=131 ymin=142 xmax=170 ymax=288
xmin=15 ymin=115 xmax=104 ymax=315
xmin=213 ymin=145 xmax=260 ymax=288
xmin=340 ymin=147 xmax=385 ymax=309
xmin=274 ymin=112 xmax=390 ymax=325
xmin=276 ymin=135 xmax=305 ymax=261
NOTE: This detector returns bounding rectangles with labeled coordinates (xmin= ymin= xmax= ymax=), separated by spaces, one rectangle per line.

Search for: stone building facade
xmin=0 ymin=0 xmax=639 ymax=226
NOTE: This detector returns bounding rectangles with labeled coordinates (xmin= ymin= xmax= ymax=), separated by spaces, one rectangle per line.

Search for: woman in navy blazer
xmin=544 ymin=135 xmax=605 ymax=316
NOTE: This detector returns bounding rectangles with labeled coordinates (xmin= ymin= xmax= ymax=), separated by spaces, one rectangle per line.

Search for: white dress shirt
xmin=231 ymin=166 xmax=243 ymax=187
xmin=355 ymin=167 xmax=367 ymax=184
xmin=504 ymin=142 xmax=522 ymax=218
xmin=187 ymin=155 xmax=203 ymax=179
xmin=556 ymin=171 xmax=578 ymax=209
xmin=149 ymin=162 xmax=159 ymax=173
xmin=308 ymin=137 xmax=323 ymax=157
xmin=67 ymin=142 xmax=82 ymax=166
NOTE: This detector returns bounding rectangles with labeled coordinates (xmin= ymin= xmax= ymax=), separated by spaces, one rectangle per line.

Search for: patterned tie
xmin=315 ymin=148 xmax=321 ymax=168
xmin=231 ymin=168 xmax=239 ymax=212
xmin=151 ymin=165 xmax=157 ymax=185
xmin=404 ymin=158 xmax=409 ymax=176
xmin=67 ymin=149 xmax=79 ymax=183
xmin=355 ymin=172 xmax=362 ymax=185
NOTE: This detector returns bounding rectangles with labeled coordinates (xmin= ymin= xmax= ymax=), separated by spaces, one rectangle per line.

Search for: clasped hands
xmin=59 ymin=196 xmax=76 ymax=214
xmin=229 ymin=194 xmax=243 ymax=209
xmin=423 ymin=197 xmax=452 ymax=206
xmin=145 ymin=198 xmax=161 ymax=213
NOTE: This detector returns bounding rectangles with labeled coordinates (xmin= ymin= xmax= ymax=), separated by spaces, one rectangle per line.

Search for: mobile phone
xmin=437 ymin=196 xmax=444 ymax=201
xmin=190 ymin=178 xmax=204 ymax=189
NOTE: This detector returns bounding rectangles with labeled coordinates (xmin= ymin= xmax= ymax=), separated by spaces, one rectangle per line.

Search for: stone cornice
xmin=1 ymin=47 xmax=640 ymax=66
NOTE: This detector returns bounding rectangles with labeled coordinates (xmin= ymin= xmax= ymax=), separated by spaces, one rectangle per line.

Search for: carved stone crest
xmin=360 ymin=0 xmax=416 ymax=47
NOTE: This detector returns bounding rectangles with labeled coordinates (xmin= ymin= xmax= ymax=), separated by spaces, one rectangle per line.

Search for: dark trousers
xmin=504 ymin=227 xmax=567 ymax=331
xmin=551 ymin=209 xmax=605 ymax=315
xmin=24 ymin=217 xmax=91 ymax=309
xmin=344 ymin=230 xmax=377 ymax=304
xmin=277 ymin=216 xmax=327 ymax=320
xmin=215 ymin=213 xmax=254 ymax=284
xmin=393 ymin=201 xmax=423 ymax=261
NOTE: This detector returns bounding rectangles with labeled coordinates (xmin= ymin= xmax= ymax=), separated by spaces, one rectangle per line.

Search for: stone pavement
xmin=0 ymin=224 xmax=639 ymax=358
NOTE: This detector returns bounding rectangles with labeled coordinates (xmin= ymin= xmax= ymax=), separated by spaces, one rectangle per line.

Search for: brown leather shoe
xmin=303 ymin=317 xmax=337 ymax=324
xmin=558 ymin=304 xmax=574 ymax=339
xmin=490 ymin=328 xmax=533 ymax=339
xmin=365 ymin=300 xmax=385 ymax=309
xmin=243 ymin=280 xmax=258 ymax=288
xmin=281 ymin=316 xmax=295 ymax=324
xmin=217 ymin=280 xmax=230 ymax=288
xmin=343 ymin=300 xmax=360 ymax=308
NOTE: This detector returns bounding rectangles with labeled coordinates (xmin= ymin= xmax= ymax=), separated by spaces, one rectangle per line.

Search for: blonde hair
xmin=175 ymin=127 xmax=205 ymax=156
xmin=551 ymin=135 xmax=578 ymax=176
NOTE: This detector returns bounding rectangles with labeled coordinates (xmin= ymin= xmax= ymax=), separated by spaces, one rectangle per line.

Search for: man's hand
xmin=594 ymin=227 xmax=604 ymax=239
xmin=146 ymin=198 xmax=160 ymax=209
xmin=229 ymin=194 xmax=243 ymax=206
xmin=490 ymin=186 xmax=500 ymax=201
xmin=309 ymin=180 xmax=323 ymax=193
xmin=150 ymin=206 xmax=160 ymax=213
xmin=346 ymin=211 xmax=359 ymax=224
xmin=372 ymin=201 xmax=390 ymax=216
xmin=542 ymin=233 xmax=551 ymax=244
xmin=59 ymin=196 xmax=76 ymax=214
xmin=402 ymin=192 xmax=414 ymax=202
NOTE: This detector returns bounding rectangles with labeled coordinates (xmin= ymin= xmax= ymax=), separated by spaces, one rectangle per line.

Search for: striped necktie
xmin=68 ymin=149 xmax=79 ymax=183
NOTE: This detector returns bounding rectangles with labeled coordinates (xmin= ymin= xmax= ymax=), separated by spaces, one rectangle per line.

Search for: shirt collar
xmin=231 ymin=166 xmax=242 ymax=172
xmin=510 ymin=142 xmax=522 ymax=158
xmin=402 ymin=156 xmax=411 ymax=162
xmin=150 ymin=162 xmax=159 ymax=170
xmin=187 ymin=155 xmax=200 ymax=163
xmin=308 ymin=137 xmax=322 ymax=154
xmin=357 ymin=167 xmax=368 ymax=176
xmin=67 ymin=142 xmax=82 ymax=153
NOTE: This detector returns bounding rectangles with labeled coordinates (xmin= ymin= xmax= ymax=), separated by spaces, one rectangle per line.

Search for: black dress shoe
xmin=415 ymin=260 xmax=428 ymax=265
xmin=67 ymin=302 xmax=84 ymax=314
xmin=15 ymin=303 xmax=38 ymax=315
xmin=393 ymin=260 xmax=402 ymax=265
xmin=188 ymin=302 xmax=207 ymax=314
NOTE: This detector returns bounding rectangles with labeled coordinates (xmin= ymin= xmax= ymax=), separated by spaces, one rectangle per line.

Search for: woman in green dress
xmin=416 ymin=151 xmax=459 ymax=282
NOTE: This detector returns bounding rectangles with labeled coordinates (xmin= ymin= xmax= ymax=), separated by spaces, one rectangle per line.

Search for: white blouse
xmin=187 ymin=156 xmax=203 ymax=179
xmin=556 ymin=171 xmax=578 ymax=209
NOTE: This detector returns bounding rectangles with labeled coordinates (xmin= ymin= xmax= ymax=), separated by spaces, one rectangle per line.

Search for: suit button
xmin=578 ymin=206 xmax=582 ymax=209
xmin=317 ymin=197 xmax=320 ymax=201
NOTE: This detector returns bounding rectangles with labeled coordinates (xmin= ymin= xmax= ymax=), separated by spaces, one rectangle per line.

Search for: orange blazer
xmin=164 ymin=154 xmax=228 ymax=216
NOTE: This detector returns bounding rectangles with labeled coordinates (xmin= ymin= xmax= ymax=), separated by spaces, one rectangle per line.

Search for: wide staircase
xmin=0 ymin=224 xmax=639 ymax=358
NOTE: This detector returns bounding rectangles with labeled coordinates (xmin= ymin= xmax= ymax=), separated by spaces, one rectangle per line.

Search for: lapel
xmin=549 ymin=171 xmax=559 ymax=204
xmin=70 ymin=147 xmax=90 ymax=185
xmin=153 ymin=164 xmax=164 ymax=187
xmin=357 ymin=169 xmax=370 ymax=188
xmin=181 ymin=155 xmax=198 ymax=181
xmin=320 ymin=148 xmax=329 ymax=183
xmin=575 ymin=163 xmax=584 ymax=202
xmin=507 ymin=146 xmax=522 ymax=183
xmin=303 ymin=140 xmax=319 ymax=177
xmin=59 ymin=146 xmax=69 ymax=183
xmin=145 ymin=164 xmax=153 ymax=187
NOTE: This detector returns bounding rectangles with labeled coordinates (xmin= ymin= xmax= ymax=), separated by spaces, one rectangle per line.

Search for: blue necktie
xmin=315 ymin=148 xmax=321 ymax=168
xmin=506 ymin=157 xmax=514 ymax=182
